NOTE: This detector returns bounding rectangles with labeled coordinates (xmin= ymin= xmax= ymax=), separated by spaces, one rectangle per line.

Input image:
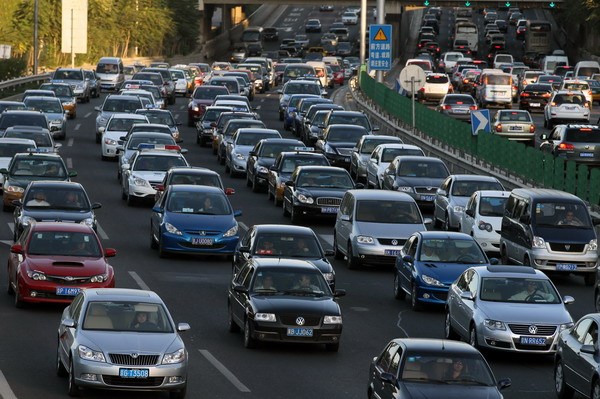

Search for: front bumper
xmin=413 ymin=283 xmax=450 ymax=305
xmin=102 ymin=142 xmax=120 ymax=158
xmin=17 ymin=276 xmax=114 ymax=304
xmin=128 ymin=182 xmax=157 ymax=200
xmin=160 ymin=231 xmax=239 ymax=255
xmin=472 ymin=230 xmax=501 ymax=253
xmin=476 ymin=323 xmax=562 ymax=353
xmin=249 ymin=319 xmax=342 ymax=345
xmin=529 ymin=249 xmax=597 ymax=274
xmin=354 ymin=242 xmax=404 ymax=266
xmin=292 ymin=203 xmax=339 ymax=218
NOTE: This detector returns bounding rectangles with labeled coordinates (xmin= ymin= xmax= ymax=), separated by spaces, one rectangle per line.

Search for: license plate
xmin=565 ymin=106 xmax=576 ymax=110
xmin=119 ymin=368 xmax=149 ymax=378
xmin=580 ymin=152 xmax=594 ymax=157
xmin=385 ymin=249 xmax=402 ymax=256
xmin=520 ymin=336 xmax=546 ymax=346
xmin=321 ymin=207 xmax=339 ymax=214
xmin=420 ymin=195 xmax=435 ymax=201
xmin=344 ymin=157 xmax=350 ymax=162
xmin=56 ymin=287 xmax=81 ymax=296
xmin=557 ymin=263 xmax=577 ymax=271
xmin=192 ymin=238 xmax=213 ymax=246
xmin=453 ymin=108 xmax=468 ymax=114
xmin=509 ymin=126 xmax=523 ymax=131
xmin=287 ymin=327 xmax=313 ymax=337
xmin=530 ymin=103 xmax=540 ymax=107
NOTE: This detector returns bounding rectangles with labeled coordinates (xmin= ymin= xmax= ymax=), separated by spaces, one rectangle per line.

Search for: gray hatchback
xmin=540 ymin=124 xmax=600 ymax=165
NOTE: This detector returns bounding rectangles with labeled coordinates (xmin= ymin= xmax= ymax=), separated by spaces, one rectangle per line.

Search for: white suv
xmin=544 ymin=90 xmax=591 ymax=129
xmin=418 ymin=73 xmax=453 ymax=103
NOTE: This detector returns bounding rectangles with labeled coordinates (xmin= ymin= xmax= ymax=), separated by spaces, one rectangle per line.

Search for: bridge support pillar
xmin=222 ymin=5 xmax=232 ymax=32
xmin=199 ymin=4 xmax=215 ymax=44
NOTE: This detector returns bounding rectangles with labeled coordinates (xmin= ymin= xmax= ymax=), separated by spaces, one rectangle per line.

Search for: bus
xmin=524 ymin=20 xmax=552 ymax=55
xmin=454 ymin=22 xmax=478 ymax=54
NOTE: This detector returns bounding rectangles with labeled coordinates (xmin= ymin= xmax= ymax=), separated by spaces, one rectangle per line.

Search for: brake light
xmin=529 ymin=125 xmax=536 ymax=133
xmin=580 ymin=128 xmax=592 ymax=131
xmin=520 ymin=92 xmax=530 ymax=97
xmin=550 ymin=102 xmax=556 ymax=106
xmin=463 ymin=78 xmax=469 ymax=83
xmin=469 ymin=105 xmax=478 ymax=110
xmin=441 ymin=105 xmax=451 ymax=110
xmin=419 ymin=87 xmax=425 ymax=92
xmin=496 ymin=124 xmax=502 ymax=132
xmin=558 ymin=143 xmax=574 ymax=150
xmin=542 ymin=93 xmax=551 ymax=98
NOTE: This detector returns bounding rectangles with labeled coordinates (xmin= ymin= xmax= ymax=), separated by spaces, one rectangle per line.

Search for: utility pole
xmin=33 ymin=0 xmax=39 ymax=74
xmin=376 ymin=0 xmax=384 ymax=83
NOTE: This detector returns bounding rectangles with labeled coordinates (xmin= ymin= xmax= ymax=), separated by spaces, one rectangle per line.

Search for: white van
xmin=475 ymin=69 xmax=513 ymax=108
xmin=574 ymin=61 xmax=600 ymax=78
xmin=306 ymin=61 xmax=329 ymax=88
xmin=95 ymin=57 xmax=125 ymax=92
xmin=542 ymin=55 xmax=569 ymax=74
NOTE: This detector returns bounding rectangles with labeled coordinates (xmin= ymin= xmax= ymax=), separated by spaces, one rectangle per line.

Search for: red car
xmin=8 ymin=223 xmax=116 ymax=308
xmin=187 ymin=85 xmax=230 ymax=127
xmin=329 ymin=64 xmax=345 ymax=86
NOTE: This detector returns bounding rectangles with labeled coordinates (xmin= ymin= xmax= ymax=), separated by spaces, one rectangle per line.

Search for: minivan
xmin=95 ymin=57 xmax=125 ymax=92
xmin=306 ymin=61 xmax=329 ymax=88
xmin=499 ymin=188 xmax=598 ymax=286
xmin=574 ymin=61 xmax=600 ymax=79
xmin=475 ymin=69 xmax=512 ymax=108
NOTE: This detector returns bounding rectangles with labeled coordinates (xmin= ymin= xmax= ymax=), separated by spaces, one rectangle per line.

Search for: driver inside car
xmin=509 ymin=280 xmax=553 ymax=302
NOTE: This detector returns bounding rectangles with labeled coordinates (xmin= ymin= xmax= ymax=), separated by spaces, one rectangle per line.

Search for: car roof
xmin=375 ymin=143 xmax=422 ymax=150
xmin=511 ymin=188 xmax=584 ymax=202
xmin=476 ymin=190 xmax=511 ymax=197
xmin=14 ymin=151 xmax=62 ymax=160
xmin=449 ymin=174 xmax=500 ymax=182
xmin=169 ymin=185 xmax=224 ymax=194
xmin=391 ymin=338 xmax=482 ymax=355
xmin=251 ymin=257 xmax=321 ymax=270
xmin=168 ymin=166 xmax=217 ymax=175
xmin=347 ymin=190 xmax=416 ymax=202
xmin=0 ymin=110 xmax=46 ymax=116
xmin=252 ymin=224 xmax=318 ymax=235
xmin=397 ymin=155 xmax=443 ymax=162
xmin=27 ymin=181 xmax=83 ymax=189
xmin=415 ymin=231 xmax=475 ymax=240
xmin=83 ymin=288 xmax=162 ymax=302
xmin=296 ymin=165 xmax=348 ymax=173
xmin=30 ymin=221 xmax=95 ymax=233
xmin=258 ymin=138 xmax=302 ymax=144
xmin=474 ymin=265 xmax=544 ymax=278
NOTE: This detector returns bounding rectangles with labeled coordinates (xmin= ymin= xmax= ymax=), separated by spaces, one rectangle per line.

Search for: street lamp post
xmin=33 ymin=0 xmax=39 ymax=75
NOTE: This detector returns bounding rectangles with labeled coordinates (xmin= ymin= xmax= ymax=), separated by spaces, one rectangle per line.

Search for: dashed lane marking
xmin=239 ymin=222 xmax=249 ymax=232
xmin=84 ymin=112 xmax=92 ymax=118
xmin=320 ymin=234 xmax=333 ymax=246
xmin=174 ymin=113 xmax=180 ymax=120
xmin=199 ymin=350 xmax=251 ymax=392
xmin=74 ymin=123 xmax=81 ymax=131
xmin=128 ymin=271 xmax=151 ymax=290
xmin=97 ymin=223 xmax=109 ymax=240
xmin=67 ymin=158 xmax=73 ymax=169
xmin=67 ymin=138 xmax=74 ymax=147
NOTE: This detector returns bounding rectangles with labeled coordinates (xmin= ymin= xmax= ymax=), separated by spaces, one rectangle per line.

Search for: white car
xmin=0 ymin=138 xmax=36 ymax=188
xmin=418 ymin=73 xmax=453 ymax=103
xmin=341 ymin=11 xmax=358 ymax=25
xmin=544 ymin=90 xmax=591 ymax=129
xmin=366 ymin=143 xmax=425 ymax=189
xmin=100 ymin=114 xmax=148 ymax=160
xmin=460 ymin=190 xmax=510 ymax=254
xmin=169 ymin=68 xmax=189 ymax=97
xmin=560 ymin=79 xmax=593 ymax=108
xmin=439 ymin=52 xmax=464 ymax=74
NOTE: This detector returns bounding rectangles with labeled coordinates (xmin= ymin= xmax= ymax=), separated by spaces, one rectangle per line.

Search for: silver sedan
xmin=57 ymin=288 xmax=190 ymax=398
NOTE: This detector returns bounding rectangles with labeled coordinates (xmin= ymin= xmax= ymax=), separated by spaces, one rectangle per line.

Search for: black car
xmin=227 ymin=258 xmax=345 ymax=351
xmin=215 ymin=114 xmax=263 ymax=160
xmin=519 ymin=83 xmax=553 ymax=112
xmin=320 ymin=110 xmax=378 ymax=135
xmin=539 ymin=124 xmax=600 ymax=166
xmin=368 ymin=338 xmax=511 ymax=399
xmin=246 ymin=138 xmax=304 ymax=192
xmin=300 ymin=103 xmax=342 ymax=145
xmin=293 ymin=98 xmax=335 ymax=138
xmin=12 ymin=181 xmax=100 ymax=241
xmin=315 ymin=124 xmax=371 ymax=168
xmin=267 ymin=150 xmax=330 ymax=206
xmin=262 ymin=27 xmax=279 ymax=41
xmin=232 ymin=224 xmax=336 ymax=287
xmin=282 ymin=165 xmax=358 ymax=223
xmin=0 ymin=110 xmax=49 ymax=136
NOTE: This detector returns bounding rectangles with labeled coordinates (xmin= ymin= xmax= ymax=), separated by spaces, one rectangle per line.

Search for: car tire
xmin=228 ymin=304 xmax=240 ymax=333
xmin=95 ymin=133 xmax=101 ymax=144
xmin=188 ymin=118 xmax=194 ymax=127
xmin=333 ymin=233 xmax=344 ymax=260
xmin=150 ymin=225 xmax=158 ymax=249
xmin=14 ymin=280 xmax=24 ymax=308
xmin=444 ymin=311 xmax=460 ymax=340
xmin=282 ymin=200 xmax=290 ymax=217
xmin=279 ymin=111 xmax=284 ymax=121
xmin=410 ymin=283 xmax=421 ymax=311
xmin=469 ymin=324 xmax=479 ymax=348
xmin=68 ymin=358 xmax=80 ymax=397
xmin=290 ymin=204 xmax=301 ymax=223
xmin=584 ymin=273 xmax=596 ymax=287
xmin=224 ymin=162 xmax=231 ymax=174
xmin=443 ymin=213 xmax=452 ymax=231
xmin=394 ymin=272 xmax=406 ymax=300
xmin=169 ymin=386 xmax=187 ymax=399
xmin=554 ymin=360 xmax=574 ymax=399
xmin=243 ymin=318 xmax=257 ymax=349
xmin=158 ymin=237 xmax=169 ymax=258
xmin=251 ymin=176 xmax=261 ymax=193
xmin=126 ymin=192 xmax=135 ymax=207
xmin=592 ymin=379 xmax=600 ymax=399
xmin=346 ymin=243 xmax=359 ymax=270
xmin=325 ymin=342 xmax=339 ymax=352
xmin=57 ymin=341 xmax=68 ymax=377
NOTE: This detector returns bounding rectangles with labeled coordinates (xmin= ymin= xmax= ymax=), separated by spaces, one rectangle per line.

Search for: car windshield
xmin=168 ymin=173 xmax=222 ymax=189
xmin=54 ymin=70 xmax=83 ymax=80
xmin=193 ymin=87 xmax=227 ymax=100
xmin=445 ymin=96 xmax=475 ymax=105
xmin=297 ymin=171 xmax=352 ymax=188
xmin=24 ymin=187 xmax=89 ymax=210
xmin=285 ymin=83 xmax=321 ymax=95
xmin=480 ymin=277 xmax=561 ymax=303
xmin=329 ymin=115 xmax=370 ymax=130
xmin=166 ymin=192 xmax=230 ymax=215
xmin=498 ymin=111 xmax=532 ymax=123
xmin=327 ymin=127 xmax=367 ymax=143
xmin=236 ymin=133 xmax=277 ymax=146
xmin=533 ymin=202 xmax=591 ymax=228
xmin=252 ymin=234 xmax=322 ymax=257
xmin=82 ymin=301 xmax=174 ymax=332
xmin=400 ymin=353 xmax=495 ymax=386
xmin=133 ymin=155 xmax=186 ymax=171
xmin=137 ymin=112 xmax=175 ymax=127
xmin=258 ymin=143 xmax=300 ymax=158
xmin=103 ymin=99 xmax=141 ymax=112
xmin=130 ymin=125 xmax=171 ymax=135
xmin=0 ymin=114 xmax=47 ymax=129
xmin=419 ymin=239 xmax=487 ymax=263
xmin=563 ymin=83 xmax=589 ymax=91
xmin=25 ymin=99 xmax=63 ymax=113
xmin=0 ymin=143 xmax=35 ymax=158
xmin=251 ymin=269 xmax=330 ymax=296
xmin=398 ymin=161 xmax=448 ymax=178
xmin=128 ymin=136 xmax=174 ymax=149
xmin=553 ymin=94 xmax=586 ymax=105
xmin=356 ymin=200 xmax=423 ymax=224
xmin=27 ymin=231 xmax=101 ymax=257
xmin=107 ymin=118 xmax=145 ymax=131
xmin=565 ymin=128 xmax=600 ymax=142
xmin=280 ymin=156 xmax=328 ymax=172
xmin=310 ymin=111 xmax=329 ymax=125
xmin=382 ymin=148 xmax=424 ymax=162
xmin=10 ymin=158 xmax=65 ymax=177
xmin=451 ymin=180 xmax=503 ymax=197
xmin=362 ymin=139 xmax=397 ymax=154
xmin=479 ymin=196 xmax=507 ymax=217
xmin=5 ymin=131 xmax=52 ymax=147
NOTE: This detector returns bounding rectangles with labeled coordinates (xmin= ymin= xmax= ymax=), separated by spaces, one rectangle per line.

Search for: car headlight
xmin=484 ymin=319 xmax=506 ymax=331
xmin=97 ymin=116 xmax=108 ymax=125
xmin=63 ymin=101 xmax=75 ymax=106
xmin=132 ymin=177 xmax=150 ymax=187
xmin=164 ymin=222 xmax=182 ymax=235
xmin=477 ymin=221 xmax=493 ymax=232
xmin=588 ymin=239 xmax=597 ymax=251
xmin=325 ymin=146 xmax=336 ymax=154
xmin=104 ymin=138 xmax=118 ymax=146
xmin=78 ymin=345 xmax=106 ymax=362
xmin=90 ymin=274 xmax=109 ymax=283
xmin=5 ymin=185 xmax=24 ymax=193
xmin=324 ymin=315 xmax=342 ymax=324
xmin=532 ymin=235 xmax=546 ymax=249
xmin=223 ymin=223 xmax=238 ymax=237
xmin=560 ymin=322 xmax=574 ymax=331
xmin=296 ymin=193 xmax=314 ymax=204
xmin=322 ymin=272 xmax=334 ymax=282
xmin=162 ymin=348 xmax=186 ymax=364
xmin=421 ymin=275 xmax=444 ymax=286
xmin=20 ymin=215 xmax=35 ymax=227
xmin=235 ymin=153 xmax=245 ymax=160
xmin=453 ymin=206 xmax=464 ymax=213
xmin=80 ymin=218 xmax=95 ymax=227
xmin=397 ymin=186 xmax=414 ymax=193
xmin=49 ymin=120 xmax=61 ymax=126
xmin=356 ymin=235 xmax=374 ymax=244
xmin=191 ymin=105 xmax=199 ymax=111
xmin=27 ymin=269 xmax=47 ymax=280
xmin=255 ymin=313 xmax=276 ymax=322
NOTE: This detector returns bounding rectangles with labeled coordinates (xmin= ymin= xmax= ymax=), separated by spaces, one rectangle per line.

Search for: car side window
xmin=467 ymin=195 xmax=476 ymax=214
xmin=551 ymin=127 xmax=561 ymax=141
xmin=467 ymin=270 xmax=478 ymax=294
xmin=406 ymin=236 xmax=418 ymax=258
xmin=456 ymin=272 xmax=469 ymax=292
xmin=339 ymin=194 xmax=350 ymax=216
xmin=70 ymin=294 xmax=84 ymax=320
xmin=377 ymin=341 xmax=399 ymax=372
xmin=514 ymin=199 xmax=528 ymax=220
xmin=583 ymin=321 xmax=599 ymax=346
xmin=389 ymin=348 xmax=403 ymax=377
xmin=573 ymin=318 xmax=593 ymax=343
xmin=234 ymin=264 xmax=251 ymax=284
xmin=505 ymin=195 xmax=516 ymax=217
xmin=440 ymin=177 xmax=451 ymax=193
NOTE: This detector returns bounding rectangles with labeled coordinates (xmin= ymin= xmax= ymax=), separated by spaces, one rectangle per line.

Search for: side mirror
xmin=225 ymin=188 xmax=235 ymax=195
xmin=10 ymin=244 xmax=23 ymax=254
xmin=249 ymin=151 xmax=256 ymax=157
xmin=68 ymin=171 xmax=78 ymax=177
xmin=423 ymin=217 xmax=433 ymax=225
xmin=437 ymin=188 xmax=447 ymax=196
xmin=11 ymin=200 xmax=22 ymax=207
xmin=210 ymin=122 xmax=217 ymax=128
xmin=238 ymin=245 xmax=250 ymax=253
xmin=340 ymin=214 xmax=350 ymax=222
xmin=55 ymin=143 xmax=63 ymax=149
xmin=285 ymin=180 xmax=294 ymax=187
xmin=489 ymin=257 xmax=499 ymax=265
xmin=104 ymin=248 xmax=117 ymax=257
xmin=540 ymin=134 xmax=548 ymax=141
xmin=497 ymin=378 xmax=512 ymax=391
xmin=563 ymin=295 xmax=575 ymax=305
xmin=402 ymin=255 xmax=413 ymax=263
xmin=61 ymin=319 xmax=77 ymax=328
xmin=180 ymin=148 xmax=188 ymax=154
xmin=0 ymin=168 xmax=7 ymax=174
xmin=269 ymin=165 xmax=277 ymax=171
xmin=379 ymin=372 xmax=395 ymax=384
xmin=372 ymin=126 xmax=380 ymax=131
xmin=91 ymin=202 xmax=102 ymax=209
xmin=460 ymin=291 xmax=475 ymax=301
xmin=234 ymin=210 xmax=242 ymax=217
xmin=152 ymin=205 xmax=163 ymax=213
xmin=334 ymin=289 xmax=346 ymax=297
xmin=122 ymin=164 xmax=130 ymax=171
xmin=177 ymin=323 xmax=191 ymax=332
xmin=233 ymin=284 xmax=248 ymax=294
xmin=98 ymin=127 xmax=105 ymax=134
xmin=355 ymin=183 xmax=365 ymax=189
xmin=94 ymin=106 xmax=101 ymax=111
xmin=465 ymin=209 xmax=475 ymax=217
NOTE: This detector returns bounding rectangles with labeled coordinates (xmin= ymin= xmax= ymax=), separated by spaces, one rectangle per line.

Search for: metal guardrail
xmin=0 ymin=73 xmax=51 ymax=97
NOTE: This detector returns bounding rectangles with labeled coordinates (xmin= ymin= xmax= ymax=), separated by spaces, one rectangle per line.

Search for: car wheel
xmin=469 ymin=324 xmax=478 ymax=348
xmin=282 ymin=200 xmax=290 ymax=217
xmin=126 ymin=192 xmax=135 ymax=207
xmin=325 ymin=342 xmax=339 ymax=352
xmin=150 ymin=224 xmax=158 ymax=249
xmin=251 ymin=176 xmax=261 ymax=193
xmin=585 ymin=273 xmax=596 ymax=287
xmin=188 ymin=118 xmax=194 ymax=127
xmin=346 ymin=243 xmax=359 ymax=270
xmin=554 ymin=360 xmax=574 ymax=399
xmin=14 ymin=280 xmax=24 ymax=308
xmin=224 ymin=162 xmax=231 ymax=174
xmin=433 ymin=215 xmax=442 ymax=228
xmin=279 ymin=111 xmax=284 ymax=121
xmin=333 ymin=233 xmax=344 ymax=260
xmin=169 ymin=386 xmax=187 ymax=399
xmin=290 ymin=204 xmax=300 ymax=223
xmin=6 ymin=270 xmax=14 ymax=295
xmin=394 ymin=272 xmax=406 ymax=300
xmin=243 ymin=318 xmax=257 ymax=348
xmin=500 ymin=245 xmax=510 ymax=264
xmin=410 ymin=283 xmax=421 ymax=311
xmin=68 ymin=358 xmax=80 ymax=397
xmin=443 ymin=213 xmax=452 ymax=231
xmin=228 ymin=304 xmax=240 ymax=333
xmin=57 ymin=341 xmax=68 ymax=377
xmin=444 ymin=311 xmax=460 ymax=340
xmin=592 ymin=379 xmax=600 ymax=399
xmin=158 ymin=237 xmax=169 ymax=258
xmin=95 ymin=133 xmax=101 ymax=144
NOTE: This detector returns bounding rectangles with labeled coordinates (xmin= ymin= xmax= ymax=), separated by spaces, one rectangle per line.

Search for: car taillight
xmin=520 ymin=92 xmax=530 ymax=97
xmin=558 ymin=143 xmax=574 ymax=150
xmin=441 ymin=105 xmax=451 ymax=110
xmin=469 ymin=105 xmax=478 ymax=110
xmin=550 ymin=102 xmax=556 ymax=106
xmin=529 ymin=125 xmax=536 ymax=133
xmin=496 ymin=124 xmax=502 ymax=132
xmin=463 ymin=78 xmax=469 ymax=83
xmin=419 ymin=87 xmax=425 ymax=92
xmin=542 ymin=93 xmax=551 ymax=98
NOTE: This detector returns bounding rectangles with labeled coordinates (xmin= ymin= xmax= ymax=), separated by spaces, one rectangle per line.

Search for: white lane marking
xmin=97 ymin=223 xmax=109 ymax=240
xmin=84 ymin=112 xmax=92 ymax=118
xmin=239 ymin=222 xmax=249 ymax=232
xmin=174 ymin=114 xmax=180 ymax=120
xmin=74 ymin=123 xmax=81 ymax=131
xmin=199 ymin=349 xmax=251 ymax=392
xmin=7 ymin=223 xmax=14 ymax=233
xmin=179 ymin=105 xmax=185 ymax=110
xmin=0 ymin=370 xmax=18 ymax=399
xmin=254 ymin=105 xmax=261 ymax=110
xmin=128 ymin=271 xmax=151 ymax=290
xmin=320 ymin=234 xmax=333 ymax=246
xmin=396 ymin=309 xmax=411 ymax=338
xmin=66 ymin=158 xmax=73 ymax=169
xmin=67 ymin=138 xmax=74 ymax=147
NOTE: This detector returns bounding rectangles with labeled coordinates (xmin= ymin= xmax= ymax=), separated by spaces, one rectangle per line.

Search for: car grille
xmin=182 ymin=230 xmax=220 ymax=236
xmin=508 ymin=324 xmax=557 ymax=335
xmin=414 ymin=186 xmax=437 ymax=195
xmin=378 ymin=238 xmax=406 ymax=246
xmin=109 ymin=354 xmax=159 ymax=366
xmin=316 ymin=197 xmax=342 ymax=206
xmin=548 ymin=243 xmax=586 ymax=252
xmin=279 ymin=315 xmax=322 ymax=326
xmin=46 ymin=275 xmax=90 ymax=284
xmin=102 ymin=376 xmax=164 ymax=387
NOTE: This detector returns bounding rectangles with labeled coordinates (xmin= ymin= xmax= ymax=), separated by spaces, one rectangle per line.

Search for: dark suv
xmin=51 ymin=68 xmax=91 ymax=103
xmin=540 ymin=124 xmax=600 ymax=165
xmin=142 ymin=67 xmax=177 ymax=105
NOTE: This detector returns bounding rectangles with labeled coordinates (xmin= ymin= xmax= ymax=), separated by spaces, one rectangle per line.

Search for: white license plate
xmin=520 ymin=336 xmax=546 ymax=346
xmin=192 ymin=238 xmax=213 ymax=246
xmin=56 ymin=287 xmax=81 ymax=296
xmin=529 ymin=103 xmax=540 ymax=107
xmin=556 ymin=263 xmax=577 ymax=271
xmin=384 ymin=249 xmax=402 ymax=256
xmin=321 ymin=207 xmax=339 ymax=214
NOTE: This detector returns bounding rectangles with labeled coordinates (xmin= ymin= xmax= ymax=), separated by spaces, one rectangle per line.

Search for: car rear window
xmin=486 ymin=75 xmax=511 ymax=85
xmin=445 ymin=96 xmax=475 ymax=105
xmin=426 ymin=75 xmax=449 ymax=84
xmin=565 ymin=127 xmax=600 ymax=142
xmin=554 ymin=94 xmax=586 ymax=104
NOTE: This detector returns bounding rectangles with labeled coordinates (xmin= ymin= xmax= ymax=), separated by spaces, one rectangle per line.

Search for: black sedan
xmin=282 ymin=165 xmax=358 ymax=223
xmin=232 ymin=224 xmax=335 ymax=287
xmin=315 ymin=124 xmax=371 ymax=169
xmin=518 ymin=83 xmax=553 ymax=112
xmin=368 ymin=338 xmax=511 ymax=399
xmin=245 ymin=138 xmax=303 ymax=193
xmin=227 ymin=258 xmax=345 ymax=351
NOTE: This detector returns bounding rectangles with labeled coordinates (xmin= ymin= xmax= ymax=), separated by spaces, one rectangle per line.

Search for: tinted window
xmin=398 ymin=161 xmax=448 ymax=178
xmin=565 ymin=127 xmax=600 ymax=142
xmin=479 ymin=196 xmax=507 ymax=217
xmin=356 ymin=200 xmax=423 ymax=224
xmin=28 ymin=231 xmax=100 ymax=257
xmin=167 ymin=191 xmax=230 ymax=215
xmin=297 ymin=171 xmax=353 ymax=188
xmin=382 ymin=148 xmax=424 ymax=162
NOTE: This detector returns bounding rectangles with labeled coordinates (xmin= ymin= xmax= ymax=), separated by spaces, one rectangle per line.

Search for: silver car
xmin=365 ymin=143 xmax=425 ymax=189
xmin=334 ymin=190 xmax=431 ymax=269
xmin=349 ymin=135 xmax=403 ymax=183
xmin=22 ymin=96 xmax=67 ymax=140
xmin=57 ymin=288 xmax=190 ymax=398
xmin=445 ymin=265 xmax=574 ymax=354
xmin=433 ymin=174 xmax=505 ymax=231
xmin=95 ymin=95 xmax=144 ymax=144
xmin=225 ymin=128 xmax=281 ymax=177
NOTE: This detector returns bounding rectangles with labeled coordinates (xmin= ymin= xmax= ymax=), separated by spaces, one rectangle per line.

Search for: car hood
xmin=476 ymin=301 xmax=572 ymax=324
xmin=257 ymin=157 xmax=276 ymax=167
xmin=7 ymin=176 xmax=68 ymax=188
xmin=25 ymin=255 xmax=108 ymax=275
xmin=80 ymin=330 xmax=180 ymax=354
xmin=232 ymin=145 xmax=253 ymax=157
xmin=449 ymin=196 xmax=469 ymax=208
xmin=250 ymin=295 xmax=340 ymax=314
xmin=402 ymin=383 xmax=501 ymax=399
xmin=132 ymin=171 xmax=166 ymax=183
xmin=355 ymin=221 xmax=426 ymax=239
xmin=22 ymin=209 xmax=93 ymax=223
xmin=165 ymin=211 xmax=234 ymax=233
xmin=418 ymin=262 xmax=482 ymax=285
xmin=534 ymin=225 xmax=596 ymax=243
xmin=298 ymin=187 xmax=350 ymax=198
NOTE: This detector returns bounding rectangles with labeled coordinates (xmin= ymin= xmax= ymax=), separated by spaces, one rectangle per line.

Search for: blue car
xmin=283 ymin=94 xmax=320 ymax=131
xmin=394 ymin=231 xmax=491 ymax=310
xmin=150 ymin=185 xmax=242 ymax=258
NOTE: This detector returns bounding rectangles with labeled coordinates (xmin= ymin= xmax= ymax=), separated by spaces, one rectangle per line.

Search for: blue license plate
xmin=287 ymin=327 xmax=313 ymax=337
xmin=420 ymin=195 xmax=435 ymax=202
xmin=557 ymin=263 xmax=577 ymax=271
xmin=580 ymin=152 xmax=594 ymax=157
xmin=321 ymin=207 xmax=339 ymax=214
xmin=119 ymin=368 xmax=149 ymax=378
xmin=192 ymin=238 xmax=213 ymax=246
xmin=56 ymin=287 xmax=81 ymax=296
xmin=520 ymin=336 xmax=546 ymax=346
xmin=384 ymin=249 xmax=402 ymax=256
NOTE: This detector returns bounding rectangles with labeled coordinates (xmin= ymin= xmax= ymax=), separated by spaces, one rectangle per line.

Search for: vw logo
xmin=199 ymin=231 xmax=206 ymax=236
xmin=391 ymin=239 xmax=398 ymax=246
xmin=296 ymin=317 xmax=305 ymax=326
xmin=585 ymin=145 xmax=590 ymax=149
xmin=528 ymin=325 xmax=538 ymax=335
xmin=565 ymin=245 xmax=571 ymax=251
xmin=130 ymin=353 xmax=139 ymax=359
xmin=427 ymin=187 xmax=433 ymax=191
xmin=65 ymin=276 xmax=74 ymax=281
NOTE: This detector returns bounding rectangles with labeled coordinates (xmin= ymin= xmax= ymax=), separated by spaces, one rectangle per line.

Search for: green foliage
xmin=0 ymin=57 xmax=27 ymax=81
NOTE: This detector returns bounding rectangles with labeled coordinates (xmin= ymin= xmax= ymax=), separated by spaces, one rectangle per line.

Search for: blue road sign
xmin=470 ymin=109 xmax=491 ymax=135
xmin=368 ymin=24 xmax=392 ymax=71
